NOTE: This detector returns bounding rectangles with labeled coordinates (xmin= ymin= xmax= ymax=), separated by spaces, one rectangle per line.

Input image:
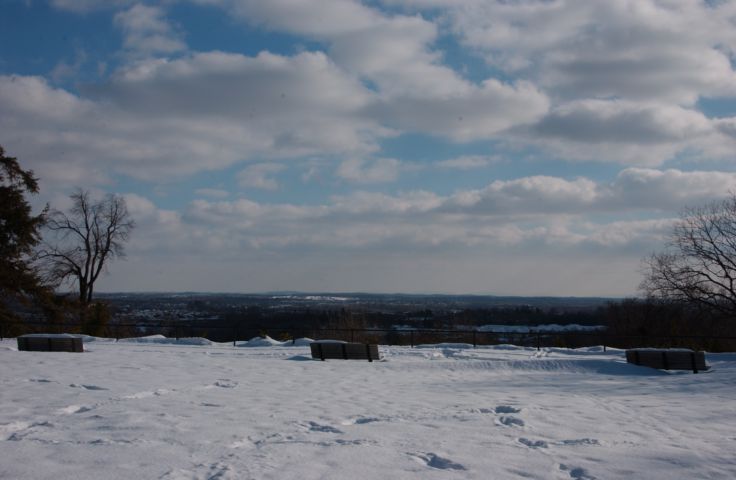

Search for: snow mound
xmin=239 ymin=336 xmax=285 ymax=347
xmin=288 ymin=337 xmax=315 ymax=347
xmin=415 ymin=343 xmax=474 ymax=349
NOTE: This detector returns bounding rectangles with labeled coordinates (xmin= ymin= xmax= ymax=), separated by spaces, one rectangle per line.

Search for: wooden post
xmin=366 ymin=343 xmax=373 ymax=362
xmin=318 ymin=342 xmax=325 ymax=361
xmin=691 ymin=352 xmax=699 ymax=374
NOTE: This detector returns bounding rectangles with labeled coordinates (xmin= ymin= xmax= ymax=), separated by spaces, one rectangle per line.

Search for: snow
xmin=237 ymin=336 xmax=285 ymax=347
xmin=1 ymin=337 xmax=736 ymax=479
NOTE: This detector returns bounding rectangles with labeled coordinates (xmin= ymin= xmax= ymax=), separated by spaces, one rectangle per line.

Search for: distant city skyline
xmin=3 ymin=0 xmax=736 ymax=296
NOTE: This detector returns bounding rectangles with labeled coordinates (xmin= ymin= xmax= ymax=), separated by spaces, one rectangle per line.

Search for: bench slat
xmin=626 ymin=349 xmax=707 ymax=373
xmin=310 ymin=342 xmax=379 ymax=362
xmin=17 ymin=336 xmax=83 ymax=353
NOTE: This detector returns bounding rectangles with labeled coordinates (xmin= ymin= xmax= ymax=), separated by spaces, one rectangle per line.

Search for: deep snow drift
xmin=1 ymin=337 xmax=735 ymax=479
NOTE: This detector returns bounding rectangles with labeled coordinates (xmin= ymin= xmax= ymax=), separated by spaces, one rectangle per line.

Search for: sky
xmin=3 ymin=0 xmax=736 ymax=296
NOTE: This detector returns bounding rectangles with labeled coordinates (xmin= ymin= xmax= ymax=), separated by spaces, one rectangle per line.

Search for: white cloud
xmin=237 ymin=163 xmax=286 ymax=190
xmin=533 ymin=100 xmax=712 ymax=145
xmin=605 ymin=168 xmax=736 ymax=210
xmin=114 ymin=4 xmax=186 ymax=58
xmin=156 ymin=168 xmax=736 ymax=256
xmin=98 ymin=167 xmax=736 ymax=295
xmin=210 ymin=0 xmax=381 ymax=37
xmin=435 ymin=155 xmax=496 ymax=170
xmin=448 ymin=176 xmax=599 ymax=214
xmin=520 ymin=100 xmax=723 ymax=165
xmin=371 ymin=79 xmax=549 ymax=141
xmin=336 ymin=158 xmax=402 ymax=183
xmin=195 ymin=188 xmax=230 ymax=198
xmin=428 ymin=0 xmax=736 ymax=105
xmin=201 ymin=0 xmax=551 ymax=140
xmin=0 ymin=50 xmax=382 ymax=187
xmin=50 ymin=48 xmax=88 ymax=83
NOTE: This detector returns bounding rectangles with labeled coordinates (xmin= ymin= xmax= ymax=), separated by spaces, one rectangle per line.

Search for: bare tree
xmin=641 ymin=194 xmax=736 ymax=317
xmin=41 ymin=190 xmax=134 ymax=306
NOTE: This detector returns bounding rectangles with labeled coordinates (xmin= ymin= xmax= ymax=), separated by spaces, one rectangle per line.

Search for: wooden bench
xmin=626 ymin=349 xmax=707 ymax=373
xmin=17 ymin=334 xmax=84 ymax=353
xmin=310 ymin=341 xmax=379 ymax=362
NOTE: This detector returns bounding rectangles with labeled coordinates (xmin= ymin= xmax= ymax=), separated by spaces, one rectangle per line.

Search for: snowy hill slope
xmin=1 ymin=338 xmax=735 ymax=479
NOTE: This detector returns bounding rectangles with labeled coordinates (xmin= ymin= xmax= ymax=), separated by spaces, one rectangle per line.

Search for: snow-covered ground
xmin=1 ymin=337 xmax=735 ymax=479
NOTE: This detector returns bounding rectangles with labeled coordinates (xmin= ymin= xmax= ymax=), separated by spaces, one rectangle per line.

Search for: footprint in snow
xmin=498 ymin=416 xmax=525 ymax=427
xmin=214 ymin=379 xmax=238 ymax=389
xmin=518 ymin=438 xmax=548 ymax=449
xmin=557 ymin=438 xmax=600 ymax=446
xmin=1 ymin=421 xmax=32 ymax=440
xmin=3 ymin=421 xmax=53 ymax=441
xmin=57 ymin=405 xmax=94 ymax=415
xmin=409 ymin=452 xmax=466 ymax=471
xmin=159 ymin=462 xmax=235 ymax=480
xmin=559 ymin=463 xmax=597 ymax=480
xmin=341 ymin=417 xmax=381 ymax=426
xmin=303 ymin=421 xmax=343 ymax=434
xmin=495 ymin=405 xmax=521 ymax=414
xmin=69 ymin=384 xmax=108 ymax=391
xmin=122 ymin=389 xmax=170 ymax=400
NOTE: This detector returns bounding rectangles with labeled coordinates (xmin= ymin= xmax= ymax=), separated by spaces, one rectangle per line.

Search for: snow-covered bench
xmin=310 ymin=341 xmax=379 ymax=362
xmin=17 ymin=334 xmax=84 ymax=353
xmin=625 ymin=348 xmax=707 ymax=373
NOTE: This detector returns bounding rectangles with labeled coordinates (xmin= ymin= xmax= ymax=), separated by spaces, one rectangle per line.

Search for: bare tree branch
xmin=39 ymin=190 xmax=135 ymax=306
xmin=641 ymin=193 xmax=736 ymax=317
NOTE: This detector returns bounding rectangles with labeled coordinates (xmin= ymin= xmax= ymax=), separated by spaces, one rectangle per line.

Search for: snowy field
xmin=1 ymin=337 xmax=736 ymax=480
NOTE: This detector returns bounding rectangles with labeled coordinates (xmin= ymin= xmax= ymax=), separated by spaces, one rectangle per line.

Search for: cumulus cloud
xmin=195 ymin=188 xmax=230 ymax=198
xmin=533 ymin=101 xmax=712 ymax=145
xmin=336 ymin=158 xmax=402 ymax=183
xmin=114 ymin=4 xmax=186 ymax=58
xmin=101 ymin=166 xmax=736 ymax=295
xmin=143 ymin=167 xmax=733 ymax=257
xmin=449 ymin=168 xmax=736 ymax=215
xmin=199 ymin=0 xmax=551 ymax=141
xmin=426 ymin=0 xmax=736 ymax=104
xmin=377 ymin=0 xmax=736 ymax=162
xmin=520 ymin=100 xmax=726 ymax=165
xmin=435 ymin=155 xmax=497 ymax=170
xmin=605 ymin=168 xmax=736 ymax=210
xmin=370 ymin=79 xmax=548 ymax=141
xmin=237 ymin=163 xmax=286 ymax=190
xmin=0 ymin=50 xmax=383 ymax=187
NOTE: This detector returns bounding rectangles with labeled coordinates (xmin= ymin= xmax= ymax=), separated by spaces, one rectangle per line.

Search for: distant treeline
xmin=5 ymin=296 xmax=736 ymax=351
